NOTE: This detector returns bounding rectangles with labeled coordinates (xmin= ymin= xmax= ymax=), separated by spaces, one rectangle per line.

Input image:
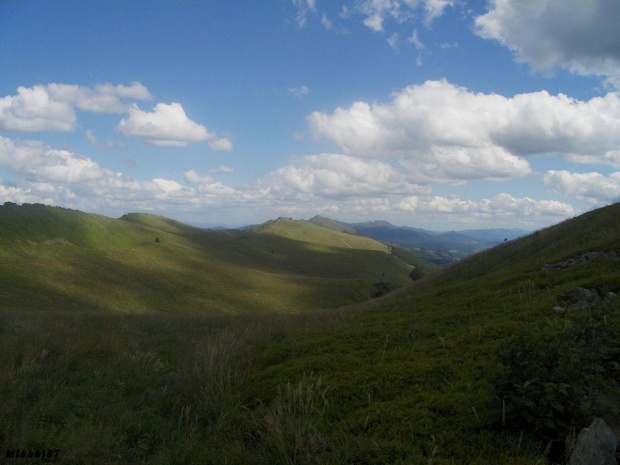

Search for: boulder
xmin=568 ymin=418 xmax=617 ymax=465
xmin=554 ymin=287 xmax=603 ymax=312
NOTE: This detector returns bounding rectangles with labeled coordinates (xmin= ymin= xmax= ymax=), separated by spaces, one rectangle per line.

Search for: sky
xmin=1 ymin=0 xmax=620 ymax=230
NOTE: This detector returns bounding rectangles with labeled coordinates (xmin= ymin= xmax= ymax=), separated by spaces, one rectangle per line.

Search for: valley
xmin=1 ymin=202 xmax=619 ymax=464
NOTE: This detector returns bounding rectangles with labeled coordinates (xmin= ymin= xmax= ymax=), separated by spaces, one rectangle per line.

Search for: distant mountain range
xmin=307 ymin=215 xmax=529 ymax=264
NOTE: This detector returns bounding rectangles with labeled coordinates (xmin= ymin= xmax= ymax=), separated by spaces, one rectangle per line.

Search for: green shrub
xmin=492 ymin=302 xmax=620 ymax=439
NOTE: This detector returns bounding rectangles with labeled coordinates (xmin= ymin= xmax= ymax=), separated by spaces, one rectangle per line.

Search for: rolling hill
xmin=1 ymin=202 xmax=619 ymax=464
xmin=0 ymin=203 xmax=418 ymax=314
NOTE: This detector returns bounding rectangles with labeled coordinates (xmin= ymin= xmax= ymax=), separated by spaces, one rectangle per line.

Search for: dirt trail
xmin=341 ymin=238 xmax=353 ymax=248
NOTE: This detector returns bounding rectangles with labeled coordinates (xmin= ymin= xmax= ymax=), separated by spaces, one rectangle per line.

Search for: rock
xmin=568 ymin=418 xmax=618 ymax=465
xmin=573 ymin=287 xmax=599 ymax=300
xmin=607 ymin=292 xmax=618 ymax=300
xmin=567 ymin=301 xmax=596 ymax=311
xmin=542 ymin=251 xmax=619 ymax=270
xmin=554 ymin=287 xmax=602 ymax=313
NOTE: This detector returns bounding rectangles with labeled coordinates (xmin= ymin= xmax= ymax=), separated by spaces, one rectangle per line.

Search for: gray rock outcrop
xmin=554 ymin=287 xmax=605 ymax=313
xmin=542 ymin=251 xmax=618 ymax=270
xmin=567 ymin=418 xmax=617 ymax=465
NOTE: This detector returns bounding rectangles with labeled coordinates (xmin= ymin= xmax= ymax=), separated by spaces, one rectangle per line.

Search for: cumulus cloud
xmin=0 ymin=135 xmax=249 ymax=214
xmin=308 ymin=79 xmax=620 ymax=183
xmin=543 ymin=170 xmax=620 ymax=204
xmin=0 ymin=82 xmax=152 ymax=132
xmin=0 ymin=136 xmax=106 ymax=184
xmin=261 ymin=153 xmax=430 ymax=200
xmin=0 ymin=135 xmax=193 ymax=207
xmin=0 ymin=184 xmax=42 ymax=204
xmin=396 ymin=193 xmax=574 ymax=218
xmin=475 ymin=0 xmax=620 ymax=86
xmin=0 ymin=86 xmax=76 ymax=132
xmin=116 ymin=103 xmax=218 ymax=147
xmin=183 ymin=170 xmax=237 ymax=195
xmin=93 ymin=82 xmax=153 ymax=101
xmin=208 ymin=137 xmax=233 ymax=152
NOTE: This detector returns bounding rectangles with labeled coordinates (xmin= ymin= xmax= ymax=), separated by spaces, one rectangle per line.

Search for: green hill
xmin=251 ymin=216 xmax=389 ymax=252
xmin=307 ymin=215 xmax=357 ymax=234
xmin=2 ymin=202 xmax=619 ymax=464
xmin=0 ymin=203 xmax=414 ymax=314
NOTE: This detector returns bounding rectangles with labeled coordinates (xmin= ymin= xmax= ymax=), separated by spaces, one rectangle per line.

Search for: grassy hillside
xmin=307 ymin=215 xmax=358 ymax=234
xmin=305 ymin=216 xmax=463 ymax=265
xmin=0 ymin=203 xmax=413 ymax=314
xmin=252 ymin=217 xmax=390 ymax=252
xmin=1 ymin=203 xmax=619 ymax=464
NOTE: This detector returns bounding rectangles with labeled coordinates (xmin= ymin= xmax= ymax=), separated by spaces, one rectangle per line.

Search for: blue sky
xmin=1 ymin=0 xmax=620 ymax=230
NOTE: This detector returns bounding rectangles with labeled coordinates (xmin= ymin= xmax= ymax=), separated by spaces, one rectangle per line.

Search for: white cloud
xmin=116 ymin=103 xmax=215 ymax=147
xmin=0 ymin=86 xmax=76 ymax=132
xmin=208 ymin=137 xmax=233 ymax=152
xmin=423 ymin=0 xmax=453 ymax=26
xmin=321 ymin=12 xmax=334 ymax=30
xmin=475 ymin=0 xmax=620 ymax=86
xmin=292 ymin=0 xmax=316 ymax=27
xmin=387 ymin=33 xmax=399 ymax=50
xmin=358 ymin=0 xmax=453 ymax=32
xmin=183 ymin=171 xmax=237 ymax=196
xmin=260 ymin=153 xmax=430 ymax=200
xmin=359 ymin=0 xmax=402 ymax=32
xmin=408 ymin=29 xmax=424 ymax=65
xmin=208 ymin=165 xmax=235 ymax=174
xmin=93 ymin=82 xmax=153 ymax=101
xmin=85 ymin=129 xmax=98 ymax=145
xmin=439 ymin=42 xmax=458 ymax=49
xmin=289 ymin=86 xmax=310 ymax=99
xmin=184 ymin=170 xmax=214 ymax=184
xmin=0 ymin=135 xmax=246 ymax=212
xmin=0 ymin=184 xmax=40 ymax=204
xmin=0 ymin=134 xmax=261 ymax=218
xmin=543 ymin=170 xmax=620 ymax=204
xmin=396 ymin=193 xmax=574 ymax=218
xmin=0 ymin=136 xmax=110 ymax=184
xmin=408 ymin=29 xmax=424 ymax=50
xmin=0 ymin=82 xmax=153 ymax=133
xmin=308 ymin=80 xmax=620 ymax=184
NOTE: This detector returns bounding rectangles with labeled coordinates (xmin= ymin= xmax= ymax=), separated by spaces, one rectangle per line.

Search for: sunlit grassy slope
xmin=1 ymin=203 xmax=619 ymax=464
xmin=237 ymin=203 xmax=620 ymax=463
xmin=307 ymin=215 xmax=358 ymax=234
xmin=0 ymin=203 xmax=413 ymax=314
xmin=252 ymin=217 xmax=390 ymax=252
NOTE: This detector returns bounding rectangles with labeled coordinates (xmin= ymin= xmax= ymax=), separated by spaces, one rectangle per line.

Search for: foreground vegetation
xmin=1 ymin=202 xmax=620 ymax=463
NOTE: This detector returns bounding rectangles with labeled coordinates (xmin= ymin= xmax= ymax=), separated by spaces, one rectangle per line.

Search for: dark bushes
xmin=492 ymin=302 xmax=620 ymax=439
